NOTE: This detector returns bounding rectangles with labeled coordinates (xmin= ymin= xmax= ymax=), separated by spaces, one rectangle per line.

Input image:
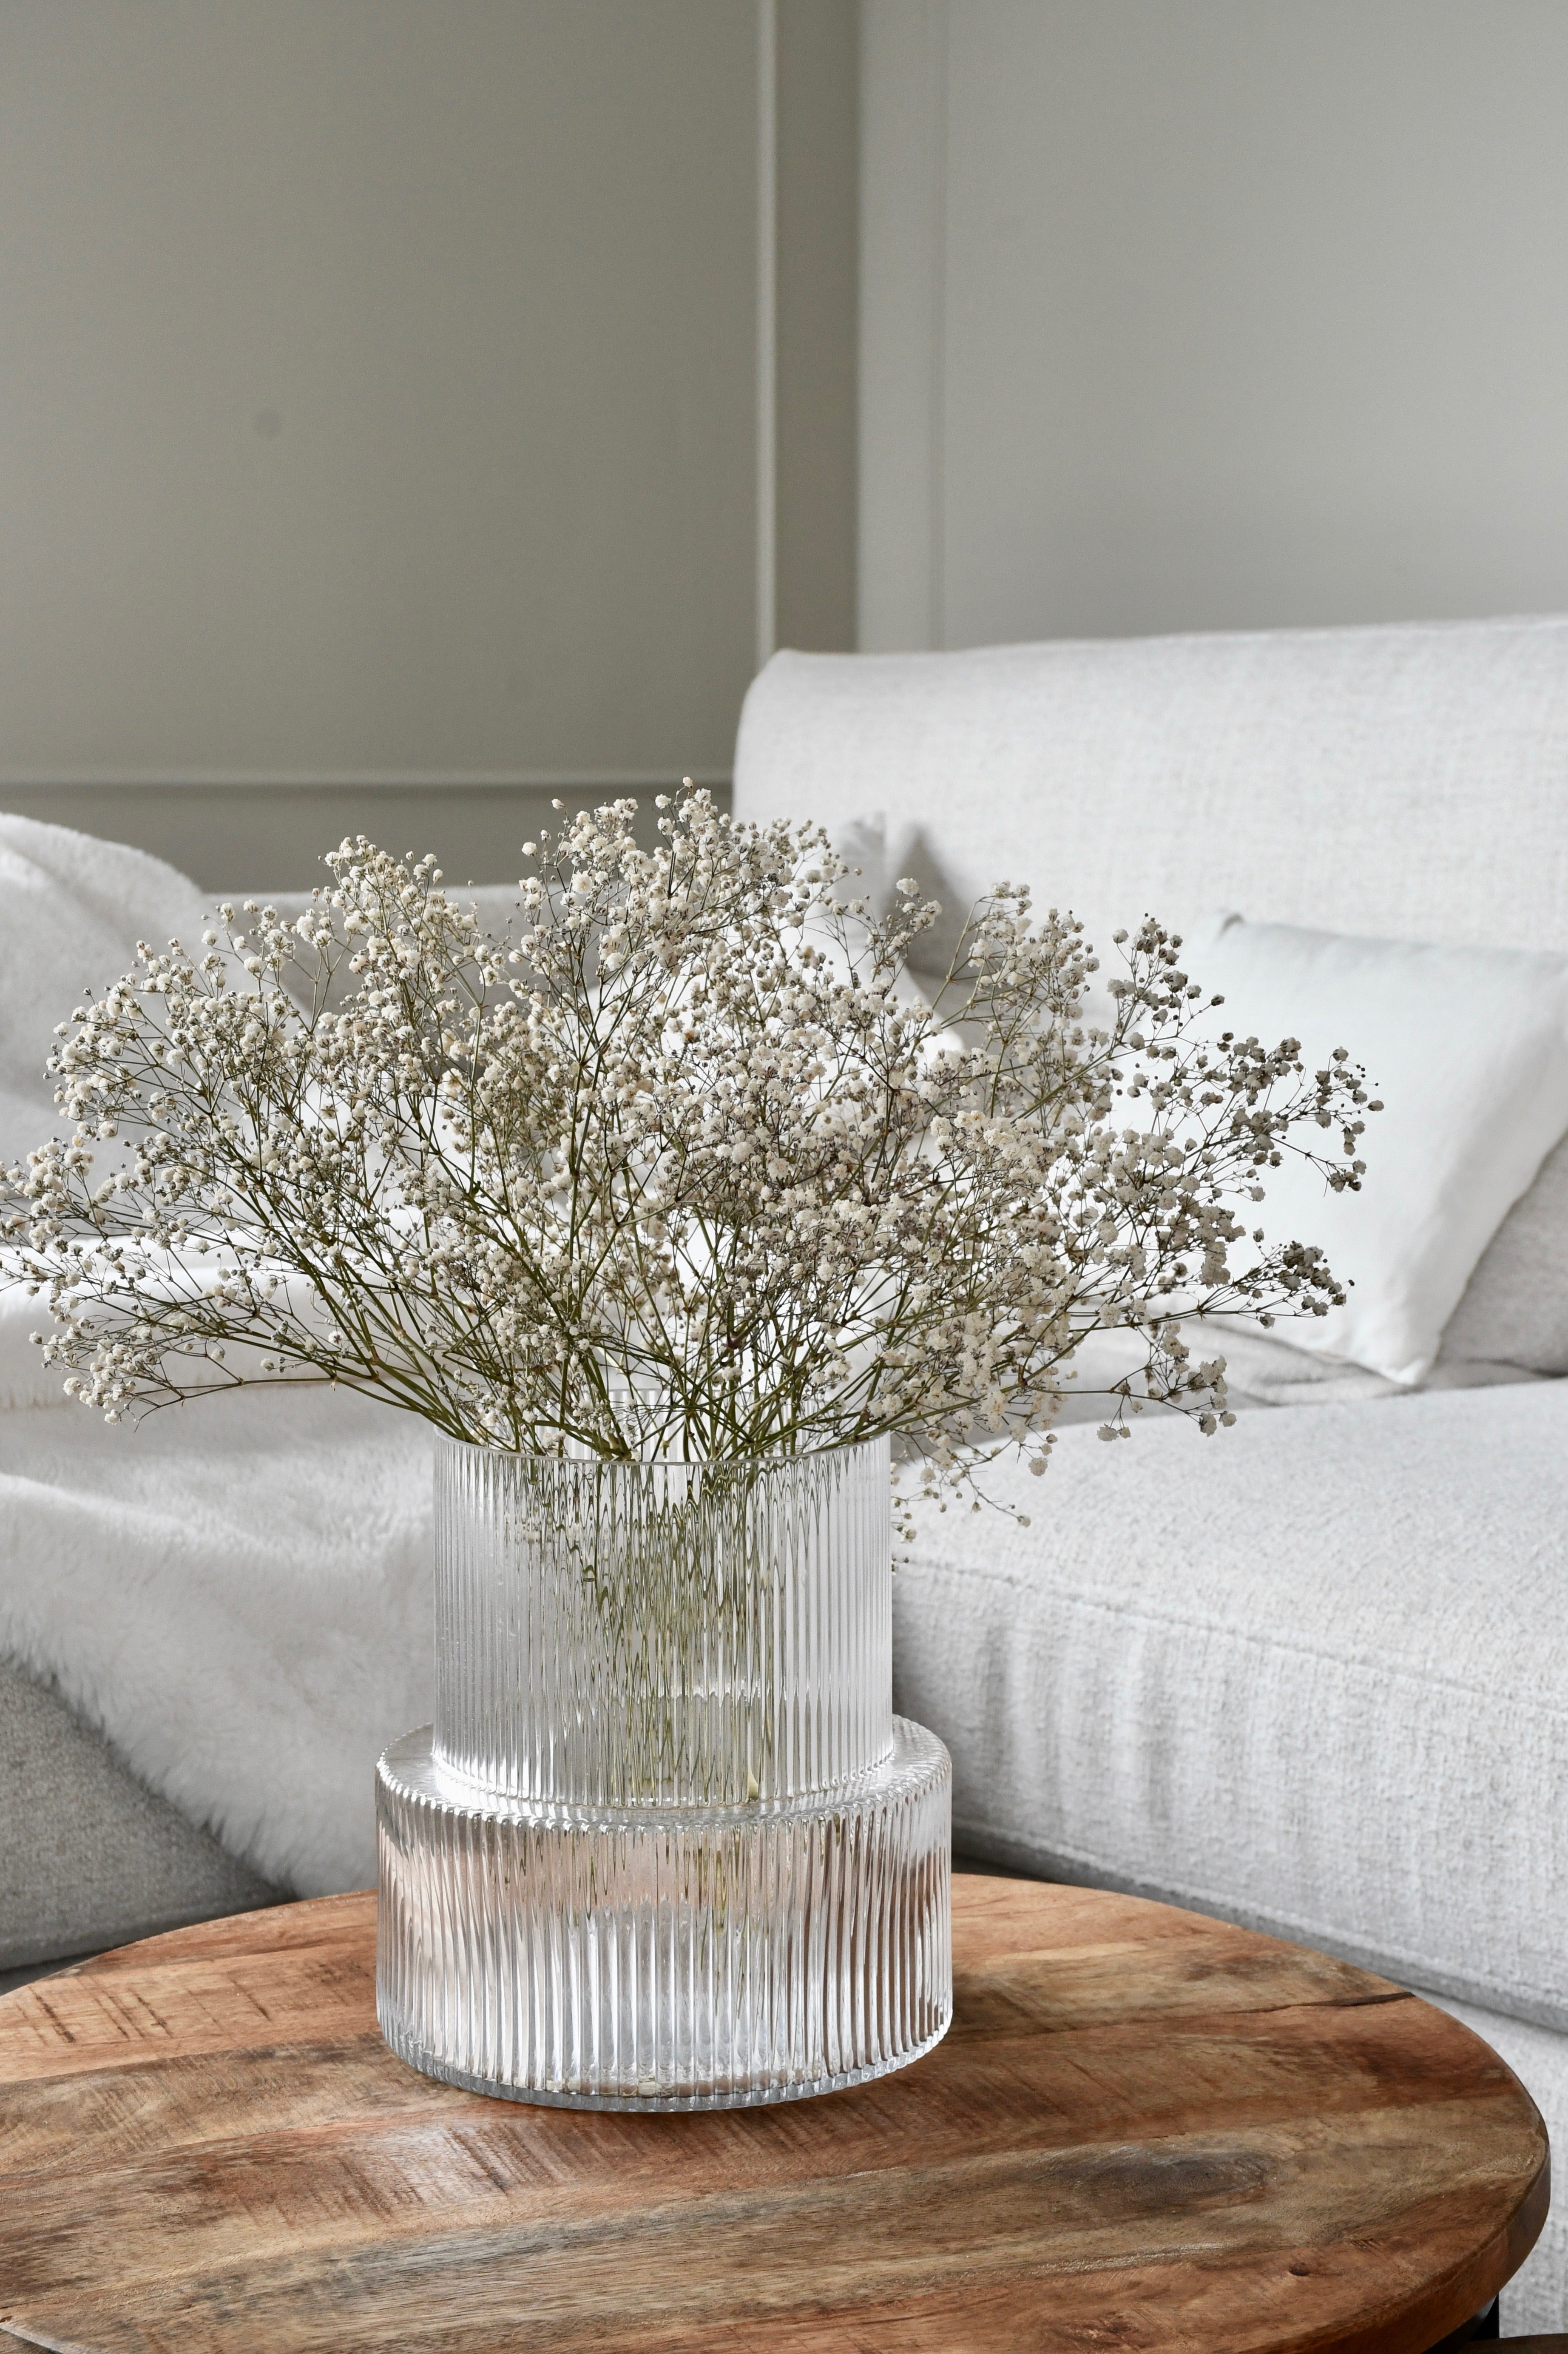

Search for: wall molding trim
xmin=756 ymin=0 xmax=779 ymax=672
xmin=773 ymin=0 xmax=858 ymax=656
xmin=0 ymin=774 xmax=735 ymax=889
xmin=858 ymin=0 xmax=946 ymax=652
xmin=0 ymin=771 xmax=732 ymax=793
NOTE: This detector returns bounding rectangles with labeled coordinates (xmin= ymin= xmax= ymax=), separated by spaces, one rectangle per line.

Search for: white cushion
xmin=733 ymin=617 xmax=1568 ymax=959
xmin=752 ymin=826 xmax=1568 ymax=1394
xmin=891 ymin=1381 xmax=1568 ymax=2033
xmin=1188 ymin=915 xmax=1568 ymax=1384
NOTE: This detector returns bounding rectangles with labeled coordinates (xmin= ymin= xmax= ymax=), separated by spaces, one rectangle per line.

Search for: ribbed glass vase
xmin=376 ymin=1435 xmax=952 ymax=2110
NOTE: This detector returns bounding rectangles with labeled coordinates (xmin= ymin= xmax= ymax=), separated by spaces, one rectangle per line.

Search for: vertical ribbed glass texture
xmin=378 ymin=1436 xmax=952 ymax=2109
xmin=433 ymin=1437 xmax=893 ymax=1806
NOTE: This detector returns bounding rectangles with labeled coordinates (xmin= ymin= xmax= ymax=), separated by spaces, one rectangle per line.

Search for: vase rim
xmin=434 ymin=1431 xmax=890 ymax=1472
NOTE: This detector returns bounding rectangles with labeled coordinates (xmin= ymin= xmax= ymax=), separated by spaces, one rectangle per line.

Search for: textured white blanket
xmin=0 ymin=815 xmax=436 ymax=1896
xmin=0 ymin=820 xmax=399 ymax=1892
xmin=0 ymin=1382 xmax=434 ymax=1895
xmin=0 ymin=811 xmax=210 ymax=1169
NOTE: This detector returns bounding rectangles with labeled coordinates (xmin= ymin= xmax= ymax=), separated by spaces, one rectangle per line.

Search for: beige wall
xmin=0 ymin=0 xmax=858 ymax=885
xmin=861 ymin=0 xmax=1568 ymax=650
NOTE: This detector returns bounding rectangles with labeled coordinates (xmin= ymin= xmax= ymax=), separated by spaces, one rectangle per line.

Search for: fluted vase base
xmin=376 ymin=1717 xmax=953 ymax=2111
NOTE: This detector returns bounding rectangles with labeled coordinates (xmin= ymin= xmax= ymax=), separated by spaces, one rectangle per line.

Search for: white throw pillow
xmin=1187 ymin=915 xmax=1568 ymax=1386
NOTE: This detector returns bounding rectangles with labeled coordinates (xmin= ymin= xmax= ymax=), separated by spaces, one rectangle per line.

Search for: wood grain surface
xmin=0 ymin=1878 xmax=1547 ymax=2354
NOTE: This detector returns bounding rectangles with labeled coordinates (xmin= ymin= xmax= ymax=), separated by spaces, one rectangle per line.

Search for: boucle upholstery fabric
xmin=0 ymin=1661 xmax=278 ymax=1968
xmin=892 ymin=1379 xmax=1568 ymax=2034
xmin=1057 ymin=1321 xmax=1539 ymax=1418
xmin=733 ymin=616 xmax=1568 ymax=956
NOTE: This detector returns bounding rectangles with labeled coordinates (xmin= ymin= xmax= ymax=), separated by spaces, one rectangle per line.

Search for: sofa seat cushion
xmin=892 ymin=1380 xmax=1568 ymax=2031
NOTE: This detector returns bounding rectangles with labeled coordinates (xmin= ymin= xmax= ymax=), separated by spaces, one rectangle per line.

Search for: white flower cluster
xmin=0 ymin=789 xmax=1375 ymax=1506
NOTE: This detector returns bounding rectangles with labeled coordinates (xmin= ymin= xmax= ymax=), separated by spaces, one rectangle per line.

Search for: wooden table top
xmin=0 ymin=1877 xmax=1547 ymax=2354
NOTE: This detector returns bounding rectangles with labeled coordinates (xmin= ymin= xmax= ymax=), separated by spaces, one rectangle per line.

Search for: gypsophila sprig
xmin=0 ymin=789 xmax=1378 ymax=1511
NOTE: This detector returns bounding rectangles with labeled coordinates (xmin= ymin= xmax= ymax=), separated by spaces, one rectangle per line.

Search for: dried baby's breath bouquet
xmin=1 ymin=791 xmax=1373 ymax=1504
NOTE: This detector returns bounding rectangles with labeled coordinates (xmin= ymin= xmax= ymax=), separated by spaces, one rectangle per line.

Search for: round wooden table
xmin=0 ymin=1877 xmax=1547 ymax=2354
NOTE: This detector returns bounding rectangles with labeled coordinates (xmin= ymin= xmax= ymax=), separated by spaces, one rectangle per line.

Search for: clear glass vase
xmin=376 ymin=1435 xmax=952 ymax=2109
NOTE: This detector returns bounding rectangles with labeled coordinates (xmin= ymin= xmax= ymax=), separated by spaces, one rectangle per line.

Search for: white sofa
xmin=732 ymin=611 xmax=1568 ymax=2333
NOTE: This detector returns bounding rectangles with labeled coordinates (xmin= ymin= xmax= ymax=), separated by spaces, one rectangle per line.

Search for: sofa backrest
xmin=731 ymin=615 xmax=1568 ymax=956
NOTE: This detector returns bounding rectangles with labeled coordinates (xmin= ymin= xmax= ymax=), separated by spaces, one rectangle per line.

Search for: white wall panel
xmin=861 ymin=0 xmax=1568 ymax=649
xmin=0 ymin=1 xmax=764 ymax=870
